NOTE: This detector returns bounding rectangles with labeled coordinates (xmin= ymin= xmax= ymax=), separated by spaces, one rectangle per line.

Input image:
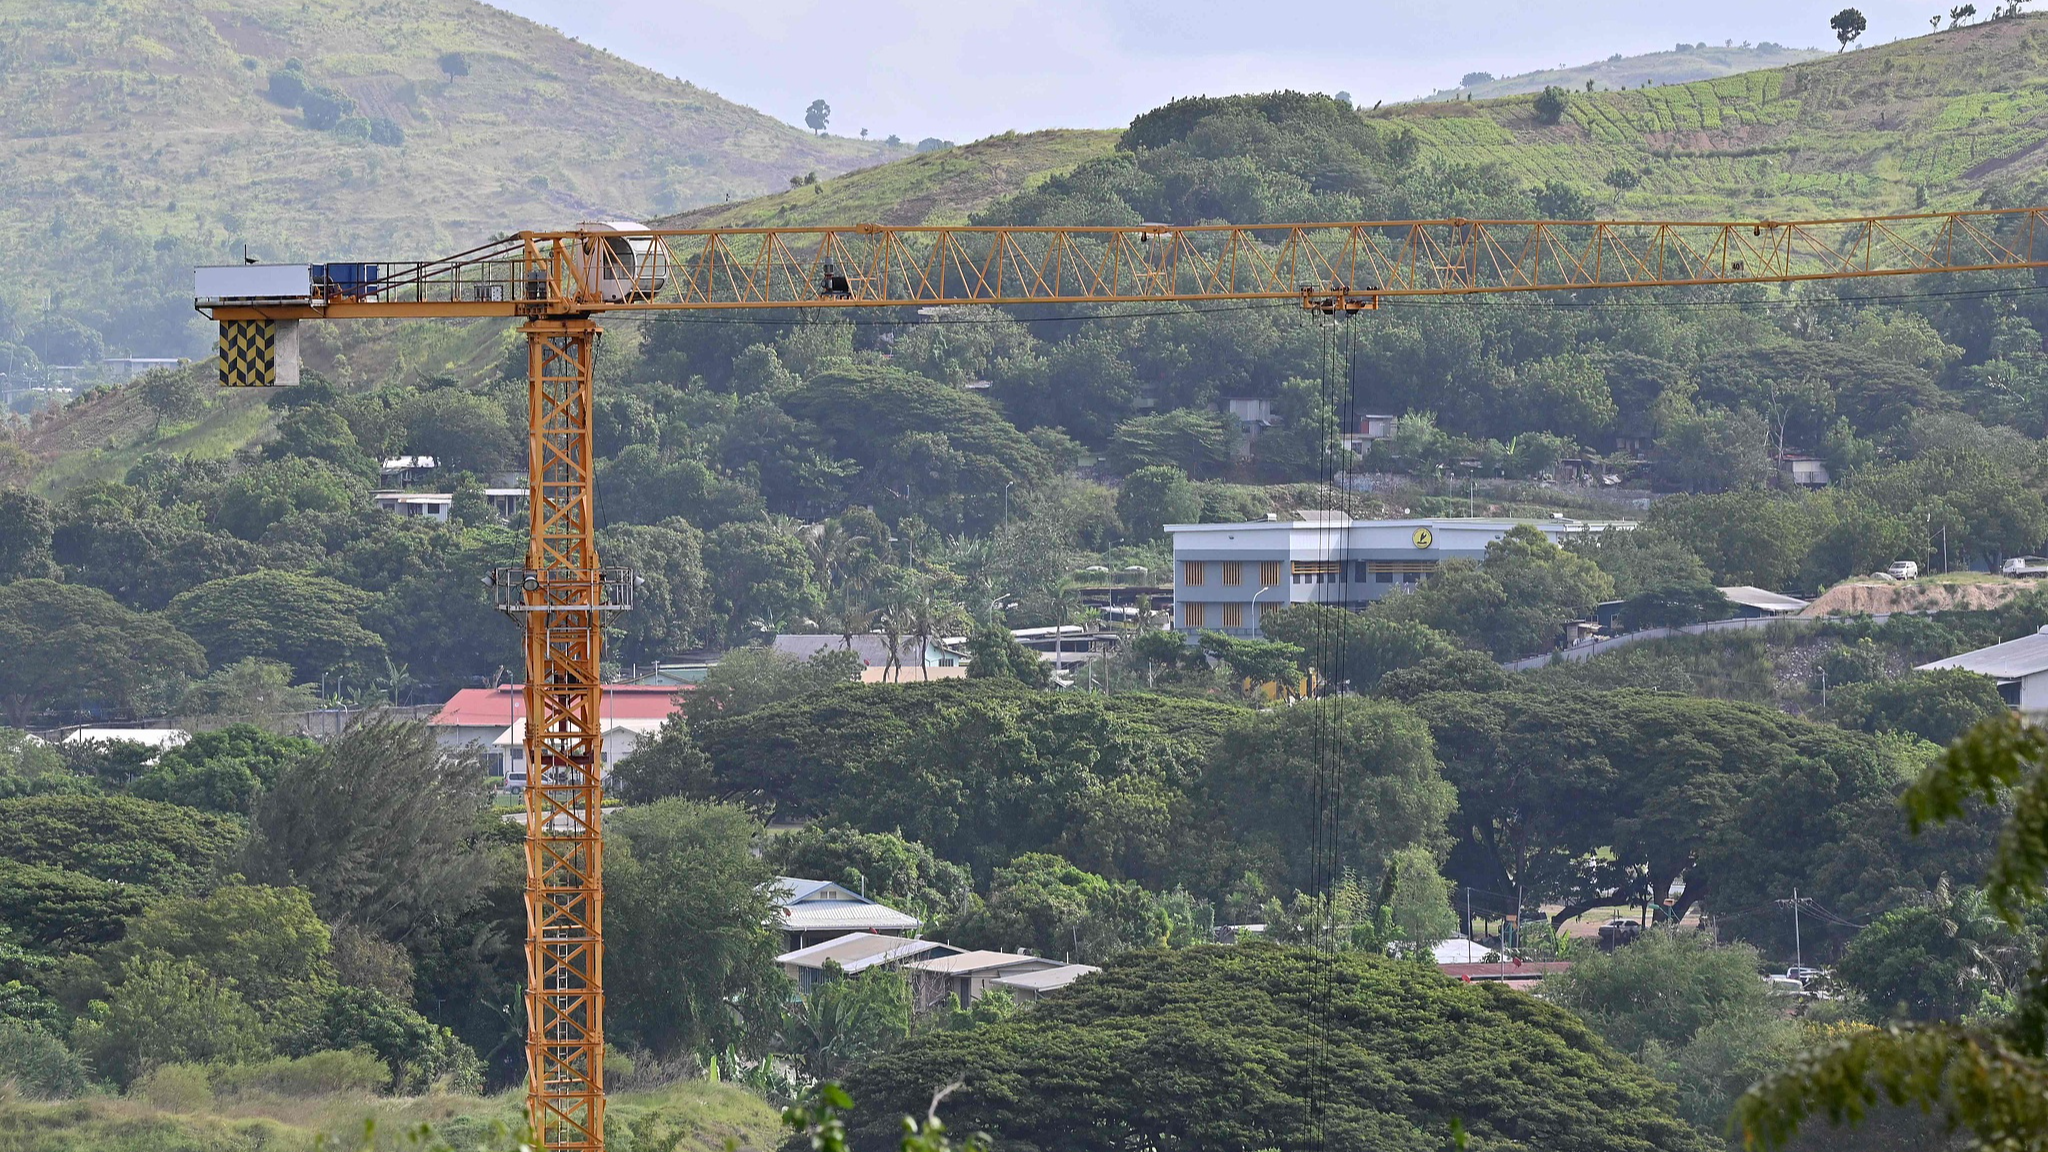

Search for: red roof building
xmin=432 ymin=683 xmax=686 ymax=726
xmin=431 ymin=685 xmax=688 ymax=761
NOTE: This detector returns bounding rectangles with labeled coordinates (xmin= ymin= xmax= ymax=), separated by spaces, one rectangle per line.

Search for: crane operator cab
xmin=573 ymin=221 xmax=668 ymax=303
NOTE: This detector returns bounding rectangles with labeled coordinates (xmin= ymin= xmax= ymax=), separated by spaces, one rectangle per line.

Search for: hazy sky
xmin=486 ymin=1 xmax=1957 ymax=143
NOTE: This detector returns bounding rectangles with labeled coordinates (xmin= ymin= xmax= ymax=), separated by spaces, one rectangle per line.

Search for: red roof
xmin=432 ymin=684 xmax=687 ymax=726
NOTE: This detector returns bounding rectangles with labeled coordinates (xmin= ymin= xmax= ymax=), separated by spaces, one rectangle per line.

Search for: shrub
xmin=1534 ymin=86 xmax=1568 ymax=125
xmin=211 ymin=1048 xmax=388 ymax=1098
xmin=0 ymin=1019 xmax=89 ymax=1099
xmin=130 ymin=1062 xmax=214 ymax=1110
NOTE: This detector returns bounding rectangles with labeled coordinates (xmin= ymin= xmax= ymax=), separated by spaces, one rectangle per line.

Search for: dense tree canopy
xmin=843 ymin=945 xmax=1714 ymax=1152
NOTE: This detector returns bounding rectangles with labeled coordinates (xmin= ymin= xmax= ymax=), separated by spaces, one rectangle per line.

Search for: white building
xmin=1919 ymin=627 xmax=2048 ymax=711
xmin=62 ymin=727 xmax=189 ymax=752
xmin=491 ymin=716 xmax=666 ymax=788
xmin=1165 ymin=511 xmax=1633 ymax=638
xmin=372 ymin=492 xmax=453 ymax=522
xmin=902 ymin=950 xmax=1069 ymax=1008
xmin=766 ymin=877 xmax=923 ymax=951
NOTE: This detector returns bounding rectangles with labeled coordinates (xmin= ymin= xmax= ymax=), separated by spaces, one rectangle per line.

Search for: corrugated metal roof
xmin=777 ymin=904 xmax=922 ymax=932
xmin=1920 ymin=630 xmax=2048 ymax=678
xmin=903 ymin=950 xmax=1064 ymax=976
xmin=991 ymin=963 xmax=1099 ymax=992
xmin=776 ymin=933 xmax=958 ymax=972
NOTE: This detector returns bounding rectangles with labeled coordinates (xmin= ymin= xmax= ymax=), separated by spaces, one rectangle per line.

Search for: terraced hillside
xmin=657 ymin=129 xmax=1121 ymax=230
xmin=0 ymin=0 xmax=901 ymax=358
xmin=1376 ymin=16 xmax=2048 ymax=218
xmin=1416 ymin=42 xmax=1825 ymax=102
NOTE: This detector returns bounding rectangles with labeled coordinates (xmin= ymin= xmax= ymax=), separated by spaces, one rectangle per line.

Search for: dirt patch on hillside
xmin=1801 ymin=579 xmax=2032 ymax=617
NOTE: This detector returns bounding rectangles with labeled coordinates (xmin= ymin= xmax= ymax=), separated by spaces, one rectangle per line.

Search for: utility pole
xmin=1792 ymin=887 xmax=1802 ymax=971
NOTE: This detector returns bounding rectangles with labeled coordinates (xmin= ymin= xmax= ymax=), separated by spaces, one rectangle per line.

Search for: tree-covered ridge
xmin=0 ymin=0 xmax=903 ymax=363
xmin=840 ymin=945 xmax=1716 ymax=1152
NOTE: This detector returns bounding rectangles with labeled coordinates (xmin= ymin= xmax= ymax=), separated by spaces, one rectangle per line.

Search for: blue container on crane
xmin=313 ymin=262 xmax=381 ymax=300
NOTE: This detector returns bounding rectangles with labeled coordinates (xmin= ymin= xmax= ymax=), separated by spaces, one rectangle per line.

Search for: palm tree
xmin=877 ymin=598 xmax=911 ymax=682
xmin=828 ymin=588 xmax=872 ymax=655
xmin=909 ymin=591 xmax=972 ymax=681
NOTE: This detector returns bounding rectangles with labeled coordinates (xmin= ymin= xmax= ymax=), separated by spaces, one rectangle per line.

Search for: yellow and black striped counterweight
xmin=217 ymin=319 xmax=300 ymax=387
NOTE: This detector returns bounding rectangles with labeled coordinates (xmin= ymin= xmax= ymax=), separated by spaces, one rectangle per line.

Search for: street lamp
xmin=1003 ymin=480 xmax=1017 ymax=530
xmin=1250 ymin=584 xmax=1283 ymax=635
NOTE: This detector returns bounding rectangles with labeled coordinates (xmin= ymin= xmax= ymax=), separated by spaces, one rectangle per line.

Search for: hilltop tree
xmin=805 ymin=99 xmax=831 ymax=135
xmin=438 ymin=52 xmax=469 ymax=81
xmin=1533 ymin=85 xmax=1568 ymax=125
xmin=1832 ymin=7 xmax=1868 ymax=49
xmin=1951 ymin=4 xmax=1977 ymax=25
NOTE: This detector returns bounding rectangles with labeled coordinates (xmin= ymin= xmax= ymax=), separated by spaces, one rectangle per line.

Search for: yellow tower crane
xmin=193 ymin=206 xmax=2048 ymax=1151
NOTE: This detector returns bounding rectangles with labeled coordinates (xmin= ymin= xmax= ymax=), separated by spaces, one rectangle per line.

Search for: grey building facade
xmin=1165 ymin=511 xmax=1634 ymax=638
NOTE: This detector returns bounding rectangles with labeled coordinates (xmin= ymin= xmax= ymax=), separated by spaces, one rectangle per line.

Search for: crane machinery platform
xmin=193 ymin=206 xmax=2048 ymax=1151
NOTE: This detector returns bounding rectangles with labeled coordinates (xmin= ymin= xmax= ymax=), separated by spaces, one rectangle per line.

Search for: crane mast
xmin=193 ymin=206 xmax=2048 ymax=1151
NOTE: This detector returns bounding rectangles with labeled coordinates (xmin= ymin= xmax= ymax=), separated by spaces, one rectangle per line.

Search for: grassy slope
xmin=8 ymin=316 xmax=518 ymax=493
xmin=1375 ymin=15 xmax=2048 ymax=218
xmin=0 ymin=0 xmax=903 ymax=276
xmin=0 ymin=1081 xmax=780 ymax=1152
xmin=655 ymin=129 xmax=1122 ymax=229
xmin=1415 ymin=43 xmax=1825 ymax=102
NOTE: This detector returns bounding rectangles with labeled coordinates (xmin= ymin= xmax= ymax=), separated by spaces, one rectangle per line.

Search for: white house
xmin=769 ymin=634 xmax=966 ymax=674
xmin=902 ymin=950 xmax=1069 ymax=1008
xmin=775 ymin=933 xmax=963 ymax=992
xmin=1919 ymin=627 xmax=2048 ymax=711
xmin=372 ymin=492 xmax=452 ymax=522
xmin=490 ymin=716 xmax=667 ymax=788
xmin=766 ymin=877 xmax=923 ymax=951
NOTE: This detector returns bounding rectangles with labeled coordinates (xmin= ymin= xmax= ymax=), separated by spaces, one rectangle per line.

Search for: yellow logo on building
xmin=1412 ymin=527 xmax=1434 ymax=549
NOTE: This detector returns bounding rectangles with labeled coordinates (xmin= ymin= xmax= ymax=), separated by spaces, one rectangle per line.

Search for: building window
xmin=1221 ymin=602 xmax=1243 ymax=628
xmin=1260 ymin=561 xmax=1283 ymax=587
xmin=1292 ymin=561 xmax=1338 ymax=586
xmin=1185 ymin=602 xmax=1207 ymax=628
xmin=1259 ymin=602 xmax=1281 ymax=621
xmin=1221 ymin=562 xmax=1243 ymax=587
xmin=1375 ymin=570 xmax=1394 ymax=583
xmin=1184 ymin=561 xmax=1206 ymax=587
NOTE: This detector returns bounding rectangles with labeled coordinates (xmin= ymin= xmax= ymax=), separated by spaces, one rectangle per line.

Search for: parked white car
xmin=1885 ymin=560 xmax=1920 ymax=580
xmin=2003 ymin=557 xmax=2048 ymax=578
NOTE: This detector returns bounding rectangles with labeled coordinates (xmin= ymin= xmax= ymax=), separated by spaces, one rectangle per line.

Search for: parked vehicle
xmin=2003 ymin=557 xmax=2048 ymax=578
xmin=1886 ymin=560 xmax=1920 ymax=580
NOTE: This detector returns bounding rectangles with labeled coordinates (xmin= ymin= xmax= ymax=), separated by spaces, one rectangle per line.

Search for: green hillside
xmin=0 ymin=0 xmax=902 ymax=360
xmin=1416 ymin=41 xmax=1824 ymax=102
xmin=656 ymin=128 xmax=1121 ymax=229
xmin=1375 ymin=15 xmax=2048 ymax=219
